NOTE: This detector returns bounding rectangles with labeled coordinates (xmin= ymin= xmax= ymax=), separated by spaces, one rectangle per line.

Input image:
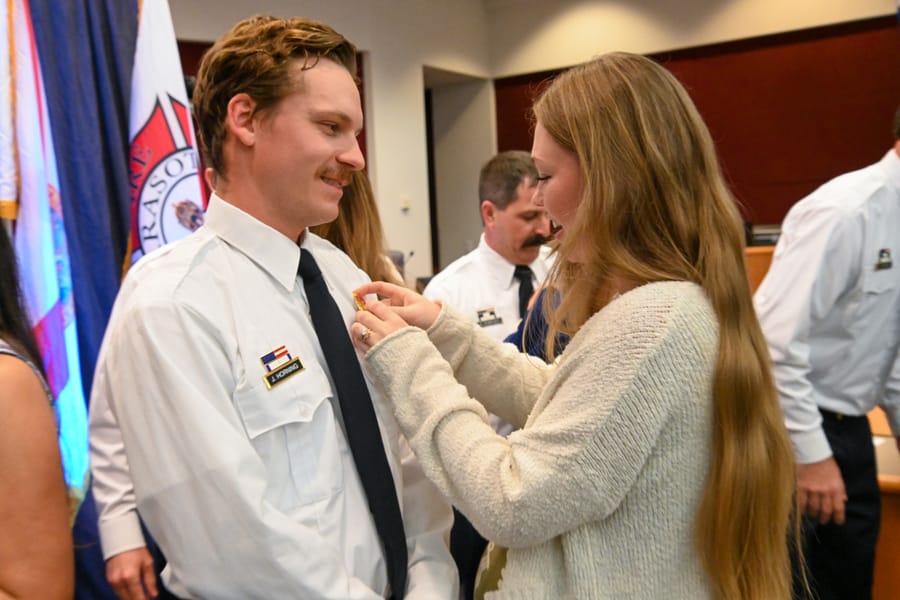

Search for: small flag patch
xmin=260 ymin=345 xmax=303 ymax=389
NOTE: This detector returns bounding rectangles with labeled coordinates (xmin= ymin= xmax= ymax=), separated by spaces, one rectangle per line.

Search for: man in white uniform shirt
xmin=424 ymin=151 xmax=552 ymax=347
xmin=755 ymin=108 xmax=900 ymax=600
xmin=88 ymin=15 xmax=456 ymax=600
xmin=422 ymin=150 xmax=550 ymax=600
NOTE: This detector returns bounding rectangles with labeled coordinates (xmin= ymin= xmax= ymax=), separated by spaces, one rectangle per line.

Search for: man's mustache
xmin=522 ymin=234 xmax=550 ymax=248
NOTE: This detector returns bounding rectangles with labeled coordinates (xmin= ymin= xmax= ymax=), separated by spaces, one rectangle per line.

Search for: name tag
xmin=477 ymin=308 xmax=503 ymax=328
xmin=875 ymin=248 xmax=893 ymax=271
xmin=260 ymin=345 xmax=304 ymax=389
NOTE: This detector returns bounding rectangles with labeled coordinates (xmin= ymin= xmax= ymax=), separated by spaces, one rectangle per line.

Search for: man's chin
xmin=517 ymin=249 xmax=541 ymax=265
xmin=309 ymin=205 xmax=341 ymax=228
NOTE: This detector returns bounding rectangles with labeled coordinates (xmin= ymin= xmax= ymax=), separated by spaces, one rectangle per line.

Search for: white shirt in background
xmin=755 ymin=149 xmax=900 ymax=464
xmin=423 ymin=234 xmax=552 ymax=343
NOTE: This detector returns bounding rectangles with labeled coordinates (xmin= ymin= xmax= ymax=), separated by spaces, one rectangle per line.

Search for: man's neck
xmin=214 ymin=179 xmax=304 ymax=243
xmin=482 ymin=232 xmax=516 ymax=265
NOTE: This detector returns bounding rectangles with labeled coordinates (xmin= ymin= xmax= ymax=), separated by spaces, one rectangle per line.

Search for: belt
xmin=819 ymin=407 xmax=867 ymax=422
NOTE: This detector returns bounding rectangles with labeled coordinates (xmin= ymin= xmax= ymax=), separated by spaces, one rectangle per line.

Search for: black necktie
xmin=513 ymin=265 xmax=534 ymax=319
xmin=298 ymin=248 xmax=407 ymax=599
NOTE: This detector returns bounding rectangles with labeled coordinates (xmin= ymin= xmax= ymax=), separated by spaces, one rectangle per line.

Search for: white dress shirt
xmin=423 ymin=234 xmax=552 ymax=343
xmin=755 ymin=149 xmax=900 ymax=464
xmin=89 ymin=194 xmax=457 ymax=599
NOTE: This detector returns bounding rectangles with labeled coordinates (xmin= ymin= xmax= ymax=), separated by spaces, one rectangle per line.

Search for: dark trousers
xmin=451 ymin=508 xmax=488 ymax=600
xmin=794 ymin=409 xmax=880 ymax=600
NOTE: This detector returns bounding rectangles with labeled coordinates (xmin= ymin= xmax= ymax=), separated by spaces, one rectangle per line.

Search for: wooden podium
xmin=745 ymin=245 xmax=774 ymax=293
xmin=868 ymin=408 xmax=900 ymax=600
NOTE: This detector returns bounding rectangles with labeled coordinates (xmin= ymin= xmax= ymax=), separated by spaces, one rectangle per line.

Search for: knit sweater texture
xmin=365 ymin=281 xmax=718 ymax=599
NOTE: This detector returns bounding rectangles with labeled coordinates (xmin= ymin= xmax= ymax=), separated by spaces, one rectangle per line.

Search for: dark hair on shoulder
xmin=0 ymin=222 xmax=47 ymax=378
xmin=193 ymin=14 xmax=357 ymax=178
xmin=478 ymin=150 xmax=538 ymax=211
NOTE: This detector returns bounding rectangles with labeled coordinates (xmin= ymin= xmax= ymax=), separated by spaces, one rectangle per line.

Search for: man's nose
xmin=338 ymin=139 xmax=366 ymax=171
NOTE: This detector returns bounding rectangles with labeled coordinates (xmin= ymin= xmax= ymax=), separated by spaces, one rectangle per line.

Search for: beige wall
xmin=486 ymin=0 xmax=895 ymax=76
xmin=431 ymin=78 xmax=496 ymax=270
xmin=169 ymin=0 xmax=895 ymax=282
xmin=169 ymin=0 xmax=491 ymax=283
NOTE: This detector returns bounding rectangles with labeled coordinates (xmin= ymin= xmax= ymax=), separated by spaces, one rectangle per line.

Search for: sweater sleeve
xmin=423 ymin=306 xmax=553 ymax=429
xmin=364 ymin=283 xmax=717 ymax=549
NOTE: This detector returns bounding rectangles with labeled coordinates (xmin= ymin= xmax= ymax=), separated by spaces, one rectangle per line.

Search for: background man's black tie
xmin=513 ymin=265 xmax=535 ymax=319
xmin=298 ymin=248 xmax=408 ymax=599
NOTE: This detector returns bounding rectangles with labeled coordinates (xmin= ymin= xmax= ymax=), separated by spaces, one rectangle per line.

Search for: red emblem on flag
xmin=127 ymin=95 xmax=204 ymax=265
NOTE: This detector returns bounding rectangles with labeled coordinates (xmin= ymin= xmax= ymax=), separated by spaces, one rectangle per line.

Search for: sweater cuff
xmin=426 ymin=305 xmax=475 ymax=366
xmin=424 ymin=302 xmax=452 ymax=339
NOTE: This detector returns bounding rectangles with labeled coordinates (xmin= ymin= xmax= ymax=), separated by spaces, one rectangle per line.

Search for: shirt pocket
xmin=233 ymin=370 xmax=344 ymax=506
xmin=863 ymin=263 xmax=898 ymax=295
xmin=851 ymin=257 xmax=900 ymax=344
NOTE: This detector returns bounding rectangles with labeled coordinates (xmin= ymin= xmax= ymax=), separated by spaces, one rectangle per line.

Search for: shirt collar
xmin=203 ymin=193 xmax=302 ymax=291
xmin=476 ymin=233 xmax=521 ymax=289
xmin=880 ymin=148 xmax=900 ymax=196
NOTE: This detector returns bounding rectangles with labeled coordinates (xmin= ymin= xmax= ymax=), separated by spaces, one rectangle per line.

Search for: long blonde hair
xmin=533 ymin=52 xmax=797 ymax=599
xmin=311 ymin=170 xmax=403 ymax=285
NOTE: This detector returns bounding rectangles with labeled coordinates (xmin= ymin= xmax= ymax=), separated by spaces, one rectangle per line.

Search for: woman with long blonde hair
xmin=533 ymin=52 xmax=798 ymax=599
xmin=349 ymin=52 xmax=797 ymax=599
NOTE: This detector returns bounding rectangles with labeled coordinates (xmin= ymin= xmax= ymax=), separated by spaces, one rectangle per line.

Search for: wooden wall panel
xmin=495 ymin=16 xmax=900 ymax=225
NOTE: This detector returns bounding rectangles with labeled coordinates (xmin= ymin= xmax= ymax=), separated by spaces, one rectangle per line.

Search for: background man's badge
xmin=477 ymin=308 xmax=502 ymax=328
xmin=875 ymin=248 xmax=893 ymax=270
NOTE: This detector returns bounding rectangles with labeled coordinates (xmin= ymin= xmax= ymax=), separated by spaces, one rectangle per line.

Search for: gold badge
xmin=260 ymin=345 xmax=304 ymax=389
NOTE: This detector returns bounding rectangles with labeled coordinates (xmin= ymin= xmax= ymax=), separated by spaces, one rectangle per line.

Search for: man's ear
xmin=226 ymin=93 xmax=258 ymax=147
xmin=481 ymin=200 xmax=497 ymax=225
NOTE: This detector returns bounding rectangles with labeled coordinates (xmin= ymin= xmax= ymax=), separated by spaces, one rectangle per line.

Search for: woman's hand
xmin=351 ymin=282 xmax=441 ymax=351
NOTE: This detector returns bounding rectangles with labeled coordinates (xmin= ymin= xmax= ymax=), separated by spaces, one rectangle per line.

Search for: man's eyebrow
xmin=310 ymin=109 xmax=350 ymax=121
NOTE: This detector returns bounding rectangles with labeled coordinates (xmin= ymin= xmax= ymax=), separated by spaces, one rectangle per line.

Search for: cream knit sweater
xmin=365 ymin=281 xmax=718 ymax=599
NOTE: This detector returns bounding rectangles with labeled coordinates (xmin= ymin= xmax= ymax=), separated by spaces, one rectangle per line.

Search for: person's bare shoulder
xmin=0 ymin=354 xmax=74 ymax=599
xmin=0 ymin=354 xmax=54 ymax=431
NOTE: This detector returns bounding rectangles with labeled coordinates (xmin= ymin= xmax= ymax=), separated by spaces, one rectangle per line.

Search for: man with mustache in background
xmin=421 ymin=150 xmax=551 ymax=600
xmin=424 ymin=151 xmax=552 ymax=359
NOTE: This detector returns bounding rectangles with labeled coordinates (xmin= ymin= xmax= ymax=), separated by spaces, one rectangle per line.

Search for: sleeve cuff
xmin=98 ymin=511 xmax=147 ymax=560
xmin=882 ymin=405 xmax=900 ymax=437
xmin=424 ymin=301 xmax=449 ymax=337
xmin=426 ymin=305 xmax=470 ymax=358
xmin=790 ymin=427 xmax=834 ymax=464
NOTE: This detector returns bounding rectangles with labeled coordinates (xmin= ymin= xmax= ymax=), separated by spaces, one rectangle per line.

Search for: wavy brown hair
xmin=533 ymin=52 xmax=797 ymax=599
xmin=311 ymin=170 xmax=403 ymax=285
xmin=192 ymin=15 xmax=356 ymax=178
